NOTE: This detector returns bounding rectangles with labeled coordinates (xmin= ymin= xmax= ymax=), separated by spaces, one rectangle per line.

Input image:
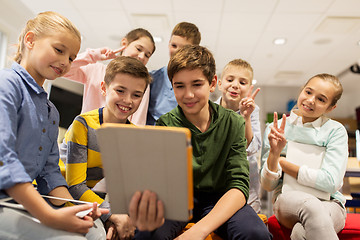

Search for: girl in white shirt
xmin=261 ymin=73 xmax=348 ymax=240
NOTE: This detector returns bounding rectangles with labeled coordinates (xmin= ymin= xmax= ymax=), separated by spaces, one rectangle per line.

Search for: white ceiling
xmin=7 ymin=0 xmax=360 ymax=86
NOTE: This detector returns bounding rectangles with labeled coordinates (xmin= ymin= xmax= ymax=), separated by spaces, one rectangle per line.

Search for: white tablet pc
xmin=96 ymin=123 xmax=193 ymax=221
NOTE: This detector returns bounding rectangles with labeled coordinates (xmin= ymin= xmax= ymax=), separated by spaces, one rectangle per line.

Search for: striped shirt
xmin=64 ymin=107 xmax=129 ymax=220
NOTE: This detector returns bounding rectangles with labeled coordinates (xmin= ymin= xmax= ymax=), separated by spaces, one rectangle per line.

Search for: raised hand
xmin=129 ymin=190 xmax=164 ymax=232
xmin=239 ymin=85 xmax=260 ymax=119
xmin=100 ymin=46 xmax=126 ymax=61
xmin=87 ymin=202 xmax=109 ymax=221
xmin=268 ymin=112 xmax=287 ymax=155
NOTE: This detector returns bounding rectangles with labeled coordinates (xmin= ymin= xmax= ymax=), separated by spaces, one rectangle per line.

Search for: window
xmin=0 ymin=31 xmax=7 ymax=69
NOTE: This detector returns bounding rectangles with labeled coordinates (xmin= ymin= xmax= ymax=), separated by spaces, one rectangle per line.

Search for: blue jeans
xmin=134 ymin=191 xmax=272 ymax=240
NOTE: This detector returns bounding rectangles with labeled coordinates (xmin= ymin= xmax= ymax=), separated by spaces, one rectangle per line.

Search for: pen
xmin=40 ymin=195 xmax=94 ymax=205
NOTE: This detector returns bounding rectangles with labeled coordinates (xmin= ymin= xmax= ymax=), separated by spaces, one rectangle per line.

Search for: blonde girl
xmin=0 ymin=11 xmax=108 ymax=240
xmin=261 ymin=73 xmax=347 ymax=239
xmin=63 ymin=28 xmax=156 ymax=125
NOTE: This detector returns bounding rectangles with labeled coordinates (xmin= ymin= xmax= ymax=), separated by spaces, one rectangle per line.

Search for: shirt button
xmin=39 ymin=146 xmax=43 ymax=151
xmin=0 ymin=161 xmax=3 ymax=166
xmin=53 ymin=121 xmax=56 ymax=125
xmin=42 ymin=128 xmax=46 ymax=133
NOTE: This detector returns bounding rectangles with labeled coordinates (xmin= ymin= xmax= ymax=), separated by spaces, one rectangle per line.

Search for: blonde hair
xmin=167 ymin=45 xmax=215 ymax=84
xmin=221 ymin=59 xmax=254 ymax=81
xmin=171 ymin=22 xmax=201 ymax=45
xmin=104 ymin=56 xmax=152 ymax=89
xmin=303 ymin=73 xmax=343 ymax=106
xmin=14 ymin=11 xmax=81 ymax=63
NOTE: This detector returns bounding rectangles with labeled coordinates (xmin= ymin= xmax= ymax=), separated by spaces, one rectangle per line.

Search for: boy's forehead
xmin=170 ymin=35 xmax=193 ymax=45
xmin=222 ymin=65 xmax=253 ymax=79
xmin=173 ymin=68 xmax=207 ymax=82
xmin=111 ymin=73 xmax=146 ymax=86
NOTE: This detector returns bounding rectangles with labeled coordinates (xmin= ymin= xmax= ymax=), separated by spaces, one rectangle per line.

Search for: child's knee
xmin=85 ymin=219 xmax=106 ymax=240
xmin=232 ymin=226 xmax=272 ymax=240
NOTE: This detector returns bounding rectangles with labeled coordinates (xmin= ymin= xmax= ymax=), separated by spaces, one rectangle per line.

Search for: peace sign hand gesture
xmin=239 ymin=85 xmax=260 ymax=119
xmin=268 ymin=112 xmax=287 ymax=155
xmin=99 ymin=46 xmax=126 ymax=61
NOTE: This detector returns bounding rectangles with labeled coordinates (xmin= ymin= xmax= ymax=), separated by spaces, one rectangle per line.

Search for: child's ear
xmin=100 ymin=81 xmax=107 ymax=96
xmin=120 ymin=38 xmax=129 ymax=48
xmin=326 ymin=104 xmax=337 ymax=113
xmin=24 ymin=31 xmax=36 ymax=49
xmin=210 ymin=75 xmax=217 ymax=93
xmin=217 ymin=78 xmax=222 ymax=90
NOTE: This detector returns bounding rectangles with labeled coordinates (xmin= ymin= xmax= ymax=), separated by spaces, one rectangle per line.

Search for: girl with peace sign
xmin=63 ymin=28 xmax=155 ymax=126
xmin=260 ymin=73 xmax=348 ymax=239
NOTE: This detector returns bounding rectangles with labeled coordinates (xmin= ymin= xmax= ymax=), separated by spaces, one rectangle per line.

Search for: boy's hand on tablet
xmin=129 ymin=190 xmax=165 ymax=231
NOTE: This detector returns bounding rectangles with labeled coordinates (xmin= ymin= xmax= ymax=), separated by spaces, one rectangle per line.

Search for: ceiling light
xmin=252 ymin=79 xmax=257 ymax=85
xmin=273 ymin=38 xmax=287 ymax=45
xmin=153 ymin=36 xmax=163 ymax=43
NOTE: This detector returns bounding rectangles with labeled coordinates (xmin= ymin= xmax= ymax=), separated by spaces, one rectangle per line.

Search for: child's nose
xmin=308 ymin=95 xmax=316 ymax=104
xmin=138 ymin=52 xmax=146 ymax=62
xmin=123 ymin=93 xmax=132 ymax=104
xmin=233 ymin=81 xmax=240 ymax=88
xmin=61 ymin=56 xmax=70 ymax=68
xmin=185 ymin=89 xmax=194 ymax=98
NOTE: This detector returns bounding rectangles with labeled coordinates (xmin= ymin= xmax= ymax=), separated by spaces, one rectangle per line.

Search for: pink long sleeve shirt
xmin=63 ymin=48 xmax=150 ymax=126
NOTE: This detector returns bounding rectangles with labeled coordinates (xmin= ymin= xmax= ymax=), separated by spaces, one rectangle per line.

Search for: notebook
xmin=96 ymin=123 xmax=193 ymax=221
xmin=282 ymin=141 xmax=330 ymax=200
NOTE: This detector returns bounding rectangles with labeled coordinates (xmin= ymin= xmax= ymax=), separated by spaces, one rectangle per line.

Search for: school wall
xmin=0 ymin=1 xmax=33 ymax=68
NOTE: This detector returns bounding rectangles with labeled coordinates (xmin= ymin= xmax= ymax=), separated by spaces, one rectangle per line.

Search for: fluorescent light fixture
xmin=273 ymin=38 xmax=287 ymax=45
xmin=153 ymin=36 xmax=163 ymax=43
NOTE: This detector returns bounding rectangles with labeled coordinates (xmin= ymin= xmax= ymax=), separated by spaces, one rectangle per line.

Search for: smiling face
xmin=218 ymin=65 xmax=252 ymax=107
xmin=297 ymin=77 xmax=337 ymax=123
xmin=172 ymin=68 xmax=216 ymax=120
xmin=22 ymin=30 xmax=80 ymax=86
xmin=101 ymin=73 xmax=147 ymax=124
xmin=121 ymin=36 xmax=154 ymax=66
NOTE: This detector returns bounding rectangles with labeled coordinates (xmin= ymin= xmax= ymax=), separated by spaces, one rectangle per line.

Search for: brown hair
xmin=221 ymin=59 xmax=254 ymax=81
xmin=124 ymin=28 xmax=156 ymax=54
xmin=171 ymin=22 xmax=201 ymax=45
xmin=167 ymin=45 xmax=215 ymax=84
xmin=14 ymin=11 xmax=81 ymax=63
xmin=104 ymin=56 xmax=152 ymax=89
xmin=303 ymin=73 xmax=343 ymax=106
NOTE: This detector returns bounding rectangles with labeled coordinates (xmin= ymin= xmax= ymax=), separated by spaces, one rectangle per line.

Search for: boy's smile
xmin=102 ymin=73 xmax=146 ymax=124
xmin=218 ymin=66 xmax=252 ymax=106
xmin=172 ymin=69 xmax=216 ymax=122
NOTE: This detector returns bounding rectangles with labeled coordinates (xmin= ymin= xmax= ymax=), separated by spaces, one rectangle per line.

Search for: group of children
xmin=0 ymin=10 xmax=349 ymax=240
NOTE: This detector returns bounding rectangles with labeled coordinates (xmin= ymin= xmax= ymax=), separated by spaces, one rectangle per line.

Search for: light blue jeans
xmin=274 ymin=191 xmax=346 ymax=240
xmin=0 ymin=207 xmax=106 ymax=240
